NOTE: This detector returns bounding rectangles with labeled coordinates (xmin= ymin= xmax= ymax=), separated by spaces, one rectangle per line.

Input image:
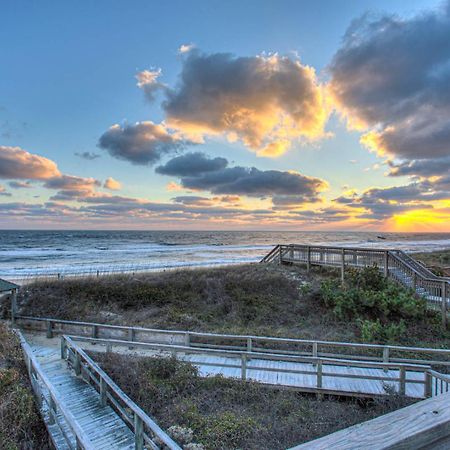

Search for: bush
xmin=319 ymin=266 xmax=428 ymax=343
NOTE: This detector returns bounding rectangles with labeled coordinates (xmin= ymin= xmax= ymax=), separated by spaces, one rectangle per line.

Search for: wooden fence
xmin=261 ymin=244 xmax=450 ymax=326
xmin=62 ymin=336 xmax=181 ymax=450
xmin=16 ymin=315 xmax=450 ymax=369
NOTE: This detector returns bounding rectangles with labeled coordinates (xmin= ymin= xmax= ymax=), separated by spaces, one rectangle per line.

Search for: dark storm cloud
xmin=98 ymin=121 xmax=189 ymax=165
xmin=156 ymin=152 xmax=228 ymax=176
xmin=330 ymin=3 xmax=450 ymax=160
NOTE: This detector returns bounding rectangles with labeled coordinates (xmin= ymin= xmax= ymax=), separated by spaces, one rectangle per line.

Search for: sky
xmin=1 ymin=0 xmax=450 ymax=231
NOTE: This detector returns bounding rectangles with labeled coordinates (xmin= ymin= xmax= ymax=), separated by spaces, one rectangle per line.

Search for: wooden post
xmin=317 ymin=360 xmax=323 ymax=388
xmin=247 ymin=337 xmax=252 ymax=353
xmin=306 ymin=246 xmax=311 ymax=272
xmin=184 ymin=332 xmax=190 ymax=347
xmin=134 ymin=414 xmax=144 ymax=450
xmin=46 ymin=320 xmax=53 ymax=339
xmin=425 ymin=372 xmax=432 ymax=398
xmin=128 ymin=328 xmax=135 ymax=350
xmin=74 ymin=353 xmax=81 ymax=376
xmin=106 ymin=342 xmax=112 ymax=353
xmin=241 ymin=354 xmax=247 ymax=381
xmin=341 ymin=249 xmax=345 ymax=283
xmin=49 ymin=396 xmax=57 ymax=425
xmin=399 ymin=366 xmax=406 ymax=395
xmin=10 ymin=288 xmax=17 ymax=325
xmin=441 ymin=282 xmax=447 ymax=330
xmin=312 ymin=342 xmax=318 ymax=358
xmin=382 ymin=347 xmax=389 ymax=373
xmin=92 ymin=325 xmax=98 ymax=339
xmin=384 ymin=251 xmax=389 ymax=277
xmin=60 ymin=337 xmax=66 ymax=360
xmin=100 ymin=378 xmax=107 ymax=407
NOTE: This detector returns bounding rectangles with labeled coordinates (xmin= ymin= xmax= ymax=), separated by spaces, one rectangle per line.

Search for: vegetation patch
xmin=0 ymin=323 xmax=50 ymax=449
xmin=93 ymin=352 xmax=414 ymax=450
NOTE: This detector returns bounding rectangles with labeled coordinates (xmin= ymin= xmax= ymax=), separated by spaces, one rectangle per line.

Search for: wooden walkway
xmin=29 ymin=340 xmax=136 ymax=449
xmin=26 ymin=332 xmax=429 ymax=399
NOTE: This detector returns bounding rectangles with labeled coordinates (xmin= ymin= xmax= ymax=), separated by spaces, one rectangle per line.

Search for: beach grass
xmin=0 ymin=323 xmax=50 ymax=449
xmin=16 ymin=262 xmax=450 ymax=348
xmin=92 ymin=351 xmax=414 ymax=450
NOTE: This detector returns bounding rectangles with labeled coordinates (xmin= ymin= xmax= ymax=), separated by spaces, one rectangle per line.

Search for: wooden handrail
xmin=62 ymin=336 xmax=182 ymax=450
xmin=16 ymin=315 xmax=450 ymax=367
xmin=17 ymin=332 xmax=95 ymax=450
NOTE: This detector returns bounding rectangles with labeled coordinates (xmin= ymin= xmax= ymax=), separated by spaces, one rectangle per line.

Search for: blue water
xmin=1 ymin=230 xmax=450 ymax=281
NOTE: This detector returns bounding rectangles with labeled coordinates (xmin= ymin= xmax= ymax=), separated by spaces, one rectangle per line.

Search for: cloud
xmin=136 ymin=69 xmax=166 ymax=102
xmin=103 ymin=177 xmax=122 ymax=190
xmin=179 ymin=43 xmax=195 ymax=54
xmin=9 ymin=181 xmax=32 ymax=189
xmin=330 ymin=4 xmax=450 ymax=162
xmin=388 ymin=156 xmax=450 ymax=178
xmin=44 ymin=175 xmax=101 ymax=200
xmin=158 ymin=152 xmax=327 ymax=206
xmin=98 ymin=121 xmax=188 ymax=165
xmin=156 ymin=152 xmax=228 ymax=176
xmin=140 ymin=51 xmax=328 ymax=156
xmin=75 ymin=151 xmax=101 ymax=160
xmin=333 ymin=181 xmax=444 ymax=220
xmin=0 ymin=146 xmax=60 ymax=180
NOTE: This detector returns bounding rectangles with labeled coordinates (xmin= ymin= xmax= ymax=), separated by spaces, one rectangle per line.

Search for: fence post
xmin=399 ymin=366 xmax=406 ymax=395
xmin=10 ymin=288 xmax=17 ymax=325
xmin=312 ymin=342 xmax=318 ymax=358
xmin=317 ymin=360 xmax=323 ymax=388
xmin=278 ymin=245 xmax=282 ymax=264
xmin=383 ymin=347 xmax=389 ymax=373
xmin=60 ymin=337 xmax=66 ymax=360
xmin=241 ymin=354 xmax=247 ymax=381
xmin=92 ymin=325 xmax=98 ymax=339
xmin=442 ymin=282 xmax=448 ymax=330
xmin=134 ymin=414 xmax=144 ymax=450
xmin=128 ymin=328 xmax=135 ymax=350
xmin=48 ymin=395 xmax=56 ymax=425
xmin=74 ymin=353 xmax=81 ymax=376
xmin=384 ymin=251 xmax=389 ymax=277
xmin=247 ymin=337 xmax=252 ymax=352
xmin=307 ymin=246 xmax=311 ymax=272
xmin=100 ymin=378 xmax=107 ymax=407
xmin=185 ymin=332 xmax=190 ymax=347
xmin=46 ymin=320 xmax=53 ymax=339
xmin=341 ymin=249 xmax=345 ymax=283
xmin=425 ymin=372 xmax=432 ymax=398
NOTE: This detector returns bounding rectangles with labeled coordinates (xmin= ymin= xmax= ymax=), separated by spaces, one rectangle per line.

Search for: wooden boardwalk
xmin=26 ymin=332 xmax=428 ymax=399
xmin=29 ymin=340 xmax=136 ymax=449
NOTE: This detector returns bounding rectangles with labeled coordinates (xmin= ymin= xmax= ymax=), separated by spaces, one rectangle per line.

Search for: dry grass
xmin=93 ymin=351 xmax=414 ymax=450
xmin=0 ymin=323 xmax=50 ymax=449
xmin=16 ymin=263 xmax=450 ymax=347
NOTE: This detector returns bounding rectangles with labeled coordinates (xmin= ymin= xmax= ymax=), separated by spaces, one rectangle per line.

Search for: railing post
xmin=278 ymin=245 xmax=282 ymax=264
xmin=46 ymin=320 xmax=53 ymax=339
xmin=60 ymin=337 xmax=66 ymax=360
xmin=384 ymin=251 xmax=389 ymax=277
xmin=74 ymin=353 xmax=81 ymax=376
xmin=184 ymin=332 xmax=190 ymax=347
xmin=383 ymin=347 xmax=389 ymax=373
xmin=100 ymin=377 xmax=107 ymax=407
xmin=399 ymin=366 xmax=406 ymax=395
xmin=134 ymin=414 xmax=144 ymax=450
xmin=312 ymin=342 xmax=318 ymax=358
xmin=241 ymin=354 xmax=247 ymax=381
xmin=442 ymin=282 xmax=448 ymax=330
xmin=92 ymin=325 xmax=98 ymax=339
xmin=247 ymin=337 xmax=252 ymax=353
xmin=10 ymin=288 xmax=17 ymax=325
xmin=128 ymin=328 xmax=135 ymax=350
xmin=317 ymin=360 xmax=323 ymax=388
xmin=306 ymin=246 xmax=311 ymax=272
xmin=425 ymin=371 xmax=432 ymax=398
xmin=48 ymin=395 xmax=56 ymax=425
xmin=341 ymin=249 xmax=345 ymax=283
xmin=106 ymin=342 xmax=112 ymax=353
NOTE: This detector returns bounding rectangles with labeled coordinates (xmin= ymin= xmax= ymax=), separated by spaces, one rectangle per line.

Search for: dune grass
xmin=15 ymin=262 xmax=450 ymax=348
xmin=93 ymin=351 xmax=414 ymax=450
xmin=0 ymin=323 xmax=50 ymax=449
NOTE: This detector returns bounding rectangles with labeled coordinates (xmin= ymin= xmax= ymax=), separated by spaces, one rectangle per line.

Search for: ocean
xmin=1 ymin=230 xmax=450 ymax=282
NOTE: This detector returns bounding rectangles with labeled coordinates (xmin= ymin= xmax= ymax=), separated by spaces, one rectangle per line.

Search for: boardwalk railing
xmin=65 ymin=334 xmax=433 ymax=398
xmin=16 ymin=315 xmax=450 ymax=369
xmin=261 ymin=244 xmax=450 ymax=321
xmin=18 ymin=332 xmax=96 ymax=450
xmin=61 ymin=336 xmax=182 ymax=450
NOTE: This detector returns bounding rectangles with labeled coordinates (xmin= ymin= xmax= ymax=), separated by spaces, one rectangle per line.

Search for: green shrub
xmin=319 ymin=266 xmax=429 ymax=343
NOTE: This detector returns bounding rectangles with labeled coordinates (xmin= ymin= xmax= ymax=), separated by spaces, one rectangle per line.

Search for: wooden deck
xmin=28 ymin=341 xmax=136 ymax=449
